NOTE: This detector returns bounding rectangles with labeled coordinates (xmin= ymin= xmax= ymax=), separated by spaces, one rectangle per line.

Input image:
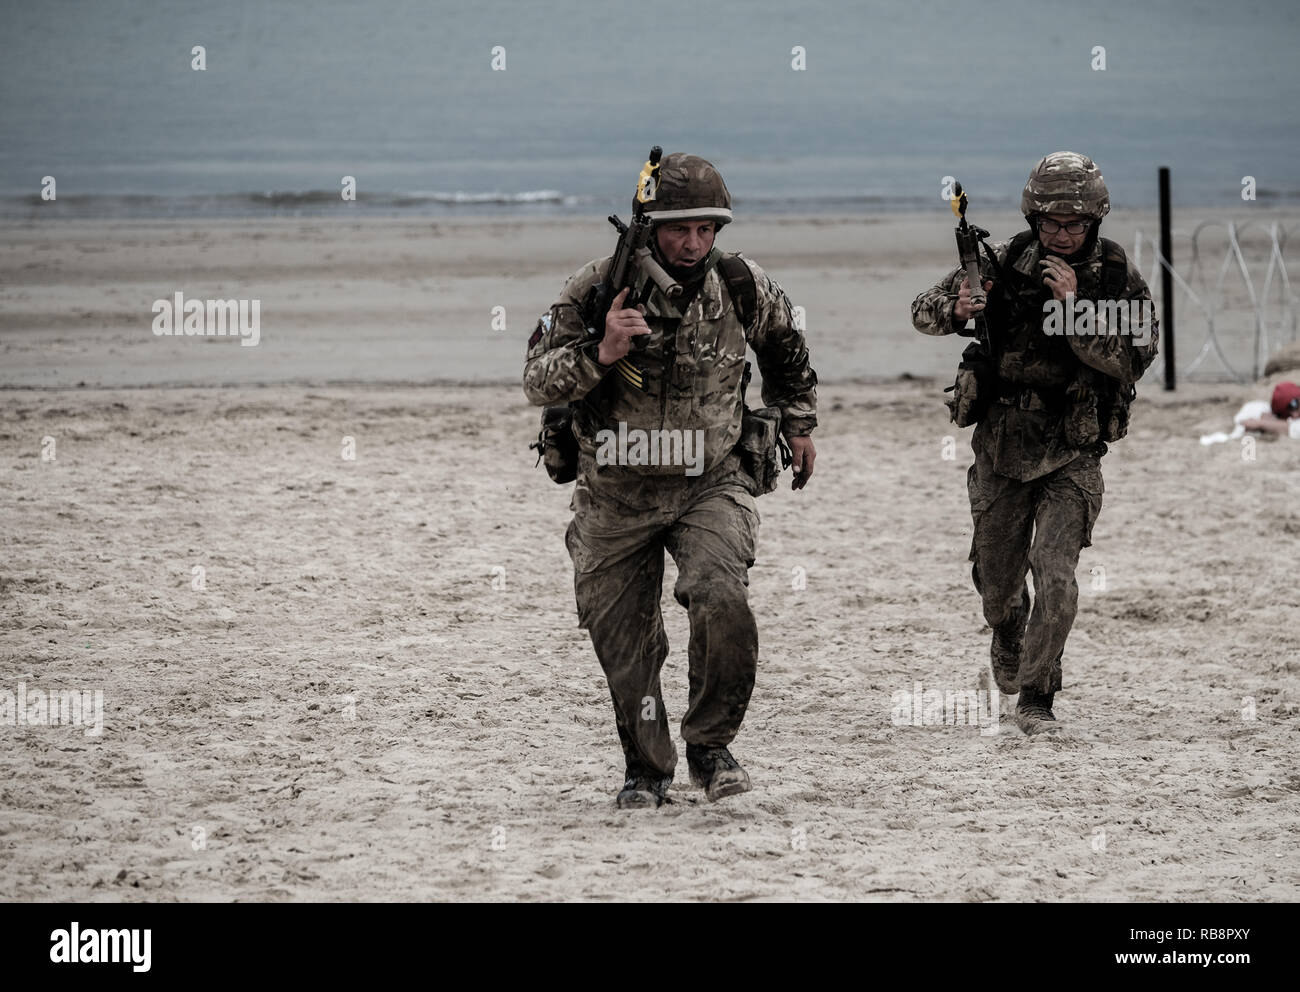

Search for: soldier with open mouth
xmin=524 ymin=151 xmax=819 ymax=805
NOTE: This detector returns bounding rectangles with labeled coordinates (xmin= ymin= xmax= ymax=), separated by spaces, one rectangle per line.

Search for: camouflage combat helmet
xmin=639 ymin=153 xmax=733 ymax=228
xmin=1021 ymin=151 xmax=1110 ymax=220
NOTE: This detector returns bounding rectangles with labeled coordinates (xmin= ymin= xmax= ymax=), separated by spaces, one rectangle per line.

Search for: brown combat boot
xmin=686 ymin=744 xmax=752 ymax=802
xmin=616 ymin=768 xmax=672 ymax=809
xmin=1014 ymin=685 xmax=1062 ymax=735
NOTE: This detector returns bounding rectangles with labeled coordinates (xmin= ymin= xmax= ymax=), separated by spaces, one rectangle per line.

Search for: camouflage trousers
xmin=967 ymin=444 xmax=1104 ymax=695
xmin=565 ymin=449 xmax=760 ymax=780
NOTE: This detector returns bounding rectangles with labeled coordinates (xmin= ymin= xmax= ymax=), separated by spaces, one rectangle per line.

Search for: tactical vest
xmin=980 ymin=232 xmax=1138 ymax=445
xmin=532 ymin=253 xmax=758 ymax=483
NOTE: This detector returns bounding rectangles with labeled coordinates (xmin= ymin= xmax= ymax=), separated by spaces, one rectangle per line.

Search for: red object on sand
xmin=1271 ymin=381 xmax=1300 ymax=418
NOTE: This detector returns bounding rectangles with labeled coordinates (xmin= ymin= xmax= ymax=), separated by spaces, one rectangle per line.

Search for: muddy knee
xmin=673 ymin=566 xmax=750 ymax=611
xmin=973 ymin=558 xmax=1029 ymax=629
xmin=1028 ymin=546 xmax=1081 ymax=605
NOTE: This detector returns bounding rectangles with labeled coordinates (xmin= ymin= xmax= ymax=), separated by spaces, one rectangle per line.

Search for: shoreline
xmin=7 ymin=204 xmax=1298 ymax=225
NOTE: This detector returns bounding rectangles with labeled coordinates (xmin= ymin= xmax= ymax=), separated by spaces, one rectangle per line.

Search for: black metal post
xmin=1159 ymin=167 xmax=1175 ymax=390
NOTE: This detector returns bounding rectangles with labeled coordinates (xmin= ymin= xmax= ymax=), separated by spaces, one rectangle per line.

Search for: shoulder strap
xmin=717 ymin=252 xmax=758 ymax=331
xmin=1003 ymin=229 xmax=1037 ymax=269
xmin=978 ymin=229 xmax=1036 ymax=340
xmin=716 ymin=252 xmax=759 ymax=405
xmin=1098 ymin=237 xmax=1128 ymax=300
xmin=983 ymin=229 xmax=1037 ymax=297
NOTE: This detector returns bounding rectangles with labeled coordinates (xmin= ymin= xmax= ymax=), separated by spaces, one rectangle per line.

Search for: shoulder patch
xmin=528 ymin=311 xmax=552 ymax=350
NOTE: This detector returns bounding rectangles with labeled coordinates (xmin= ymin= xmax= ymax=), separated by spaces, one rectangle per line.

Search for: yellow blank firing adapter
xmin=950 ymin=181 xmax=968 ymax=219
xmin=637 ymin=145 xmax=663 ymax=204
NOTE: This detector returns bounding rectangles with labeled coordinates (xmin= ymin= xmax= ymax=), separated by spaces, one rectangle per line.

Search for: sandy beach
xmin=6 ymin=210 xmax=1296 ymax=388
xmin=2 ymin=374 xmax=1298 ymax=901
xmin=2 ymin=216 xmax=1299 ymax=902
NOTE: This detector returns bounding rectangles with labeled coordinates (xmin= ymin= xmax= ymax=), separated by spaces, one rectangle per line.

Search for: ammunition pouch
xmin=529 ymin=405 xmax=579 ymax=484
xmin=1098 ymin=382 xmax=1136 ymax=442
xmin=1063 ymin=375 xmax=1135 ymax=447
xmin=737 ymin=405 xmax=791 ymax=496
xmin=944 ymin=340 xmax=995 ymax=427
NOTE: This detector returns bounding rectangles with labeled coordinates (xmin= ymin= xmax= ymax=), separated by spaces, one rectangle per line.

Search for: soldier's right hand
xmin=953 ymin=277 xmax=995 ymax=323
xmin=598 ymin=287 xmax=651 ymax=366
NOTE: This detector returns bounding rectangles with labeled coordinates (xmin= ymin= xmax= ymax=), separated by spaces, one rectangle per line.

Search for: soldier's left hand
xmin=1039 ymin=257 xmax=1077 ymax=301
xmin=788 ymin=436 xmax=816 ymax=490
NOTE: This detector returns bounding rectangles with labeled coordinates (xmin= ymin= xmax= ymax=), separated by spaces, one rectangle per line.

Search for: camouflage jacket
xmin=523 ymin=250 xmax=818 ymax=476
xmin=912 ymin=234 xmax=1158 ymax=480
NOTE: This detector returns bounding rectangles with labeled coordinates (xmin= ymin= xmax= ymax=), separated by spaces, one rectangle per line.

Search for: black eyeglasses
xmin=1038 ymin=218 xmax=1090 ymax=235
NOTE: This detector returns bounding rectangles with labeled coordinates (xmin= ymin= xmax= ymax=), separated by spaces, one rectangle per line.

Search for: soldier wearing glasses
xmin=911 ymin=152 xmax=1158 ymax=734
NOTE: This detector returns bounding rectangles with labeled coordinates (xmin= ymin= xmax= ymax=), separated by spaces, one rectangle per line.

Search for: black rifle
xmin=951 ymin=181 xmax=991 ymax=341
xmin=943 ymin=182 xmax=1000 ymax=426
xmin=580 ymin=145 xmax=683 ymax=391
xmin=529 ymin=146 xmax=680 ymax=483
